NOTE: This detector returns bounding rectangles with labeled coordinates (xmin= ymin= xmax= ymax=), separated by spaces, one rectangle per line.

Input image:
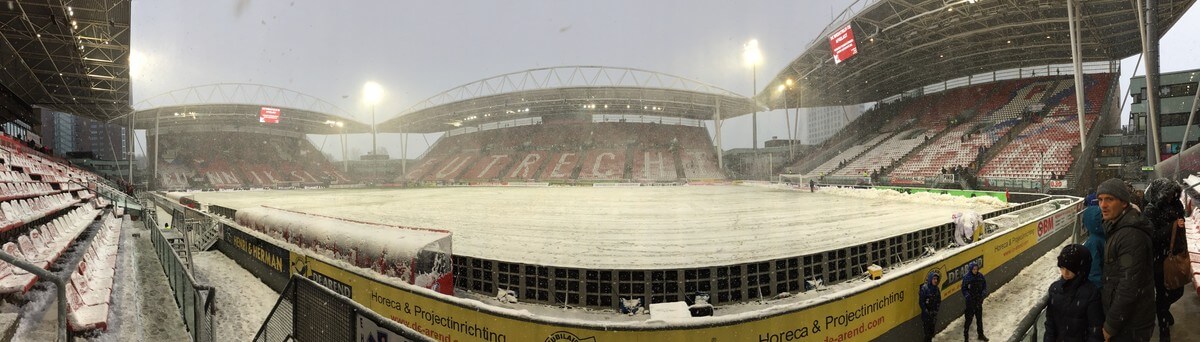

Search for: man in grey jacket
xmin=1096 ymin=178 xmax=1156 ymax=341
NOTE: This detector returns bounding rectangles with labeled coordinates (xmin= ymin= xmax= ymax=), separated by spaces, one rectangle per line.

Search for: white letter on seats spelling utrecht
xmin=593 ymin=152 xmax=616 ymax=177
xmin=435 ymin=156 xmax=472 ymax=179
xmin=476 ymin=155 xmax=508 ymax=178
xmin=549 ymin=153 xmax=576 ymax=178
xmin=508 ymin=154 xmax=541 ymax=179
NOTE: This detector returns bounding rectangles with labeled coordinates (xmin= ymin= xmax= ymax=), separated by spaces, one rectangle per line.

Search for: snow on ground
xmin=89 ymin=215 xmax=190 ymax=341
xmin=934 ymin=239 xmax=1068 ymax=341
xmin=188 ymin=186 xmax=1006 ymax=269
xmin=191 ymin=250 xmax=277 ymax=341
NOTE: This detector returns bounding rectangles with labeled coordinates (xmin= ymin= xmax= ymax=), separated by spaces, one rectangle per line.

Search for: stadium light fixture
xmin=744 ymin=38 xmax=763 ymax=161
xmin=362 ymin=81 xmax=384 ymax=156
xmin=362 ymin=82 xmax=384 ymax=105
xmin=742 ymin=39 xmax=762 ymax=68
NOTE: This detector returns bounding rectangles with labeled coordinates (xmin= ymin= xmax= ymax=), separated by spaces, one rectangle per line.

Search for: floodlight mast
xmin=363 ymin=82 xmax=384 ymax=157
xmin=744 ymin=39 xmax=763 ymax=179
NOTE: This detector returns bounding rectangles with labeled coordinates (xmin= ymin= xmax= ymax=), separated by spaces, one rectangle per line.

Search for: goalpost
xmin=778 ymin=173 xmax=808 ymax=185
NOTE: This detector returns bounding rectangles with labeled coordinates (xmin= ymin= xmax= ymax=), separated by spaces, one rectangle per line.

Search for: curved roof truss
xmin=380 ymin=66 xmax=757 ymax=133
xmin=762 ymin=0 xmax=1195 ymax=108
xmin=127 ymin=84 xmax=369 ymax=134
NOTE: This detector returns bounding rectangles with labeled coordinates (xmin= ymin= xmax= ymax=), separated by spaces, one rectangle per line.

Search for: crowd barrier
xmin=254 ymin=275 xmax=434 ymax=342
xmin=146 ymin=209 xmax=217 ymax=342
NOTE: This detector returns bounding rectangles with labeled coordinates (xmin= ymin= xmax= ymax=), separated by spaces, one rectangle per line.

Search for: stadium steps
xmin=194 ymin=220 xmax=221 ymax=251
xmin=825 ymin=130 xmax=901 ymax=176
xmin=673 ymin=149 xmax=686 ymax=180
xmin=622 ymin=146 xmax=635 ymax=180
xmin=569 ymin=150 xmax=586 ymax=180
xmin=495 ymin=151 xmax=526 ymax=181
xmin=791 ymin=104 xmax=897 ymax=174
xmin=882 ymin=125 xmax=956 ymax=178
xmin=167 ymin=233 xmax=191 ymax=271
xmin=973 ymin=118 xmax=1034 ymax=174
xmin=528 ymin=151 xmax=553 ymax=182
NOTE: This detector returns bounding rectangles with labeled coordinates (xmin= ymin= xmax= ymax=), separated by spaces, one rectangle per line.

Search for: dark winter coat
xmin=1082 ymin=202 xmax=1104 ymax=288
xmin=1044 ymin=276 xmax=1104 ymax=342
xmin=1100 ymin=207 xmax=1156 ymax=340
xmin=962 ymin=261 xmax=987 ymax=304
xmin=919 ymin=270 xmax=942 ymax=318
xmin=1047 ymin=243 xmax=1102 ymax=342
xmin=1142 ymin=179 xmax=1187 ymax=263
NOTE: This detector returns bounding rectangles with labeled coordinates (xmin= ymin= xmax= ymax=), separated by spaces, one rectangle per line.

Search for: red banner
xmin=829 ymin=25 xmax=859 ymax=64
xmin=259 ymin=107 xmax=281 ymax=124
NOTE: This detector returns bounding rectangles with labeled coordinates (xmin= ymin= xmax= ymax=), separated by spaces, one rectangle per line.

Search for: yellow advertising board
xmin=284 ymin=200 xmax=1075 ymax=342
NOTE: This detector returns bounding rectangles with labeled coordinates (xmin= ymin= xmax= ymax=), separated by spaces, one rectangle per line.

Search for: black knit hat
xmin=1056 ymin=244 xmax=1091 ymax=276
xmin=1097 ymin=178 xmax=1131 ymax=204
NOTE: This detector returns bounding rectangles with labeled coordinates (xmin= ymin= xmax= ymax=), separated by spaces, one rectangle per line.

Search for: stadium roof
xmin=377 ymin=66 xmax=757 ymax=134
xmin=128 ymin=84 xmax=371 ymax=135
xmin=761 ymin=0 xmax=1196 ymax=109
xmin=0 ymin=0 xmax=132 ymax=120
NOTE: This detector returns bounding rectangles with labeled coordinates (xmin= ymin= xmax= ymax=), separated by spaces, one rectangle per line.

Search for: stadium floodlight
xmin=362 ymin=81 xmax=384 ymax=106
xmin=362 ymin=81 xmax=384 ymax=156
xmin=742 ymin=39 xmax=762 ymax=68
xmin=743 ymin=38 xmax=763 ymax=173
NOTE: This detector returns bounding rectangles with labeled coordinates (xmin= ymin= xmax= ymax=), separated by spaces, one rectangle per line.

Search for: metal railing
xmin=0 ymin=250 xmax=68 ymax=341
xmin=0 ymin=179 xmax=133 ymax=341
xmin=145 ymin=205 xmax=217 ymax=342
xmin=254 ymin=275 xmax=434 ymax=342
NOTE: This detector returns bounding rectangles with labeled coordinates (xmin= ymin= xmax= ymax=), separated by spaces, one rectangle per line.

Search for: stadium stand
xmin=154 ymin=132 xmax=352 ymax=189
xmin=836 ymin=129 xmax=927 ymax=178
xmin=888 ymin=119 xmax=1020 ymax=184
xmin=402 ymin=122 xmax=722 ymax=183
xmin=804 ymin=73 xmax=1115 ymax=188
xmin=66 ymin=212 xmax=121 ymax=332
xmin=0 ymin=132 xmax=118 ymax=332
xmin=804 ymin=133 xmax=891 ymax=178
xmin=977 ymin=74 xmax=1113 ymax=182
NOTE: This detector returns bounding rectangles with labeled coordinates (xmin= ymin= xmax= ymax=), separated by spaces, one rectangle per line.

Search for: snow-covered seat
xmin=66 ymin=282 xmax=109 ymax=332
xmin=16 ymin=235 xmax=45 ymax=266
xmin=29 ymin=229 xmax=53 ymax=258
xmin=0 ymin=243 xmax=37 ymax=293
xmin=71 ymin=270 xmax=109 ymax=306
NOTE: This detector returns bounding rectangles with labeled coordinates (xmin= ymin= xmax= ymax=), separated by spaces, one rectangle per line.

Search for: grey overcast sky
xmin=129 ymin=0 xmax=1200 ymax=160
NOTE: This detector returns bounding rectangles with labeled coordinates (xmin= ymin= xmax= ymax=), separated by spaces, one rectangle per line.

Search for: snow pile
xmin=235 ymin=206 xmax=453 ymax=292
xmin=816 ymin=186 xmax=1008 ymax=211
xmin=495 ymin=289 xmax=519 ymax=303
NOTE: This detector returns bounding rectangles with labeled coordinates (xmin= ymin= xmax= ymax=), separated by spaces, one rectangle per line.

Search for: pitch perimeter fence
xmin=254 ymin=275 xmax=435 ymax=342
xmin=145 ymin=204 xmax=217 ymax=342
